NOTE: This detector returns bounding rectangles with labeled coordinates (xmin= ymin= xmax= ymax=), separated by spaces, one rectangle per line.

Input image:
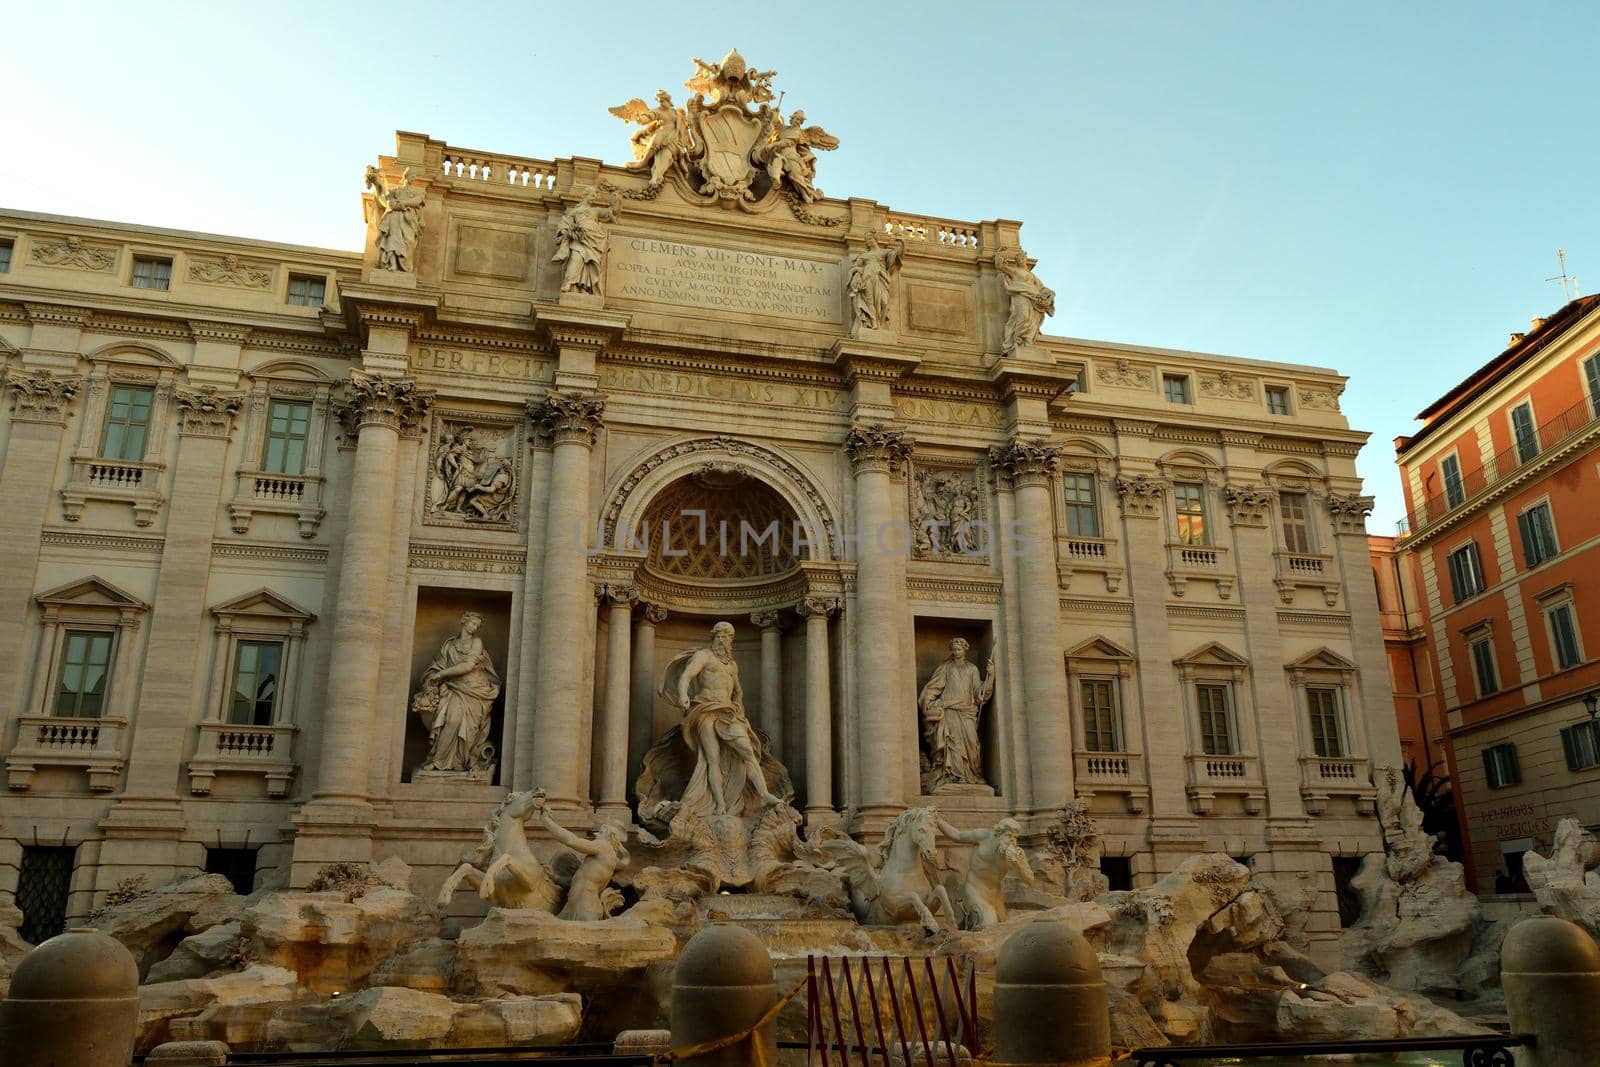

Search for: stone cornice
xmin=175 ymin=386 xmax=245 ymax=437
xmin=832 ymin=338 xmax=922 ymax=384
xmin=23 ymin=303 xmax=93 ymax=328
xmin=187 ymin=320 xmax=254 ymax=346
xmin=537 ymin=306 xmax=629 ymax=351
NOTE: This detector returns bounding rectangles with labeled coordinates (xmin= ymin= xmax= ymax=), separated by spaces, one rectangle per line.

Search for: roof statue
xmin=609 ymin=50 xmax=839 ymax=221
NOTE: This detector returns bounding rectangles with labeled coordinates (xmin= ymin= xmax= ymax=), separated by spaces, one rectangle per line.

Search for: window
xmin=1447 ymin=542 xmax=1485 ymax=602
xmin=1483 ymin=742 xmax=1521 ymax=788
xmin=1072 ymin=366 xmax=1088 ymax=395
xmin=205 ymin=847 xmax=259 ymax=895
xmin=1584 ymin=354 xmax=1600 ymax=412
xmin=229 ymin=640 xmax=283 ymax=725
xmin=1441 ymin=454 xmax=1466 ymax=509
xmin=1548 ymin=601 xmax=1583 ymax=670
xmin=1279 ymin=491 xmax=1312 ymax=554
xmin=17 ymin=845 xmax=76 ymax=945
xmin=1063 ymin=473 xmax=1100 ymax=538
xmin=286 ymin=273 xmax=326 ymax=307
xmin=1561 ymin=720 xmax=1600 ymax=772
xmin=1266 ymin=385 xmax=1291 ymax=415
xmin=1163 ymin=374 xmax=1192 ymax=404
xmin=1080 ymin=677 xmax=1122 ymax=752
xmin=1332 ymin=856 xmax=1363 ymax=928
xmin=261 ymin=400 xmax=312 ymax=475
xmin=98 ymin=384 xmax=155 ymax=461
xmin=1174 ymin=483 xmax=1209 ymax=545
xmin=1470 ymin=633 xmax=1500 ymax=696
xmin=131 ymin=255 xmax=172 ymax=291
xmin=1518 ymin=502 xmax=1559 ymax=568
xmin=1196 ymin=682 xmax=1235 ymax=755
xmin=52 ymin=630 xmax=112 ymax=718
xmin=1100 ymin=855 xmax=1133 ymax=891
xmin=0 ymin=238 xmax=12 ymax=273
xmin=1306 ymin=686 xmax=1344 ymax=757
xmin=1511 ymin=403 xmax=1540 ymax=464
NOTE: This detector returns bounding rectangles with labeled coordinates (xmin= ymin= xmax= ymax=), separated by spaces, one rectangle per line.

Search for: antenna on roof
xmin=1546 ymin=248 xmax=1580 ymax=302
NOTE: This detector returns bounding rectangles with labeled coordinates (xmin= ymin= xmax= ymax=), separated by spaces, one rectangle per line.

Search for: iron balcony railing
xmin=1407 ymin=394 xmax=1599 ymax=534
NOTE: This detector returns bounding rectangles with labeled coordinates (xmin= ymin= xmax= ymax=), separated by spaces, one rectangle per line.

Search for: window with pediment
xmin=1174 ymin=641 xmax=1264 ymax=815
xmin=229 ymin=359 xmax=335 ymax=539
xmin=1057 ymin=444 xmax=1123 ymax=593
xmin=1064 ymin=636 xmax=1147 ymax=812
xmin=61 ymin=345 xmax=180 ymax=526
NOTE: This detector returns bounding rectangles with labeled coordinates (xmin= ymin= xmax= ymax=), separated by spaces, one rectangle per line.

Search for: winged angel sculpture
xmin=608 ymin=50 xmax=839 ymax=209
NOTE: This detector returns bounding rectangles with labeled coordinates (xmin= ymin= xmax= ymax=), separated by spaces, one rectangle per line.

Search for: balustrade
xmin=1073 ymin=750 xmax=1149 ymax=813
xmin=5 ymin=715 xmax=128 ymax=792
xmin=1184 ymin=752 xmax=1264 ymax=816
xmin=189 ymin=721 xmax=297 ymax=797
xmin=440 ymin=149 xmax=556 ymax=190
xmin=1298 ymin=754 xmax=1375 ymax=815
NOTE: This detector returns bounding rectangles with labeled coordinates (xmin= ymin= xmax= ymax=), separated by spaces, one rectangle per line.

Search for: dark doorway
xmin=1332 ymin=856 xmax=1364 ymax=927
xmin=205 ymin=847 xmax=259 ymax=895
xmin=17 ymin=845 xmax=77 ymax=944
xmin=1100 ymin=854 xmax=1133 ymax=891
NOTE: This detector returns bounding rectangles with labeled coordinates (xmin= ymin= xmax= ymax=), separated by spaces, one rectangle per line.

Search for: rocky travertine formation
xmin=1523 ymin=818 xmax=1600 ymax=939
xmin=86 ymin=874 xmax=246 ymax=978
xmin=0 ymin=902 xmax=30 ymax=998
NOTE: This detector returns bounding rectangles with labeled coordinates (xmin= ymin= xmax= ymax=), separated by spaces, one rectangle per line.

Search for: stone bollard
xmin=671 ymin=924 xmax=778 ymax=1067
xmin=994 ymin=920 xmax=1111 ymax=1067
xmin=1502 ymin=914 xmax=1600 ymax=1067
xmin=0 ymin=926 xmax=140 ymax=1067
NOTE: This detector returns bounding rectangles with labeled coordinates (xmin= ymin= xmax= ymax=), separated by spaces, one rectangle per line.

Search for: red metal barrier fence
xmin=806 ymin=954 xmax=978 ymax=1067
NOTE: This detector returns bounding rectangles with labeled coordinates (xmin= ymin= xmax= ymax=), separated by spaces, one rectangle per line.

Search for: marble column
xmin=799 ymin=595 xmax=840 ymax=821
xmin=629 ymin=603 xmax=667 ymax=792
xmin=311 ymin=373 xmax=431 ymax=804
xmin=992 ymin=437 xmax=1072 ymax=814
xmin=751 ymin=610 xmax=784 ymax=748
xmin=598 ymin=583 xmax=638 ymax=822
xmin=528 ymin=390 xmax=605 ymax=806
xmin=0 ymin=372 xmax=80 ymax=720
xmin=846 ymin=422 xmax=914 ymax=819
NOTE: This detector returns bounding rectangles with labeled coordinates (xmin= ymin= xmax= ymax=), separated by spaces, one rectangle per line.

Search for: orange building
xmin=1369 ymin=534 xmax=1445 ymax=776
xmin=1392 ymin=293 xmax=1600 ymax=892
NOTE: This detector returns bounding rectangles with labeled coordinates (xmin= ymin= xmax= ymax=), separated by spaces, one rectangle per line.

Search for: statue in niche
xmin=756 ymin=108 xmax=839 ymax=203
xmin=635 ymin=621 xmax=792 ymax=820
xmin=430 ymin=426 xmax=515 ymax=522
xmin=553 ymin=185 xmax=620 ymax=296
xmin=846 ymin=232 xmax=904 ymax=337
xmin=994 ymin=247 xmax=1056 ymax=353
xmin=608 ymin=90 xmax=693 ymax=187
xmin=412 ymin=612 xmax=500 ymax=778
xmin=365 ymin=165 xmax=425 ymax=272
xmin=937 ymin=815 xmax=1035 ymax=929
xmin=918 ymin=638 xmax=997 ymax=792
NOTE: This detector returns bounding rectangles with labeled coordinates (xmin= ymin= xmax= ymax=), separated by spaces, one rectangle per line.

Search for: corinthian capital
xmin=345 ymin=371 xmax=432 ymax=433
xmin=6 ymin=370 xmax=81 ymax=424
xmin=531 ymin=389 xmax=606 ymax=446
xmin=845 ymin=421 xmax=913 ymax=474
xmin=798 ymin=595 xmax=842 ymax=619
xmin=989 ymin=437 xmax=1061 ymax=485
xmin=175 ymin=385 xmax=245 ymax=437
xmin=1327 ymin=492 xmax=1375 ymax=534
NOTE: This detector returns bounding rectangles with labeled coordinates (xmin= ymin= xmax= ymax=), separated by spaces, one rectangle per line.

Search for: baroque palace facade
xmin=0 ymin=54 xmax=1397 ymax=952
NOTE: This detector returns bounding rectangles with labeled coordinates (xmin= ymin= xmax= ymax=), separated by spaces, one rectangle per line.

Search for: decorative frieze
xmin=1095 ymin=359 xmax=1154 ymax=389
xmin=1199 ymin=370 xmax=1255 ymax=401
xmin=175 ymin=386 xmax=244 ymax=437
xmin=1114 ymin=474 xmax=1167 ymax=517
xmin=407 ymin=541 xmax=525 ymax=576
xmin=845 ymin=422 xmax=914 ymax=474
xmin=1298 ymin=384 xmax=1344 ymax=411
xmin=188 ymin=255 xmax=273 ymax=289
xmin=425 ymin=416 xmax=520 ymax=527
xmin=1222 ymin=482 xmax=1274 ymax=527
xmin=1326 ymin=492 xmax=1375 ymax=534
xmin=6 ymin=371 xmax=81 ymax=424
xmin=31 ymin=235 xmax=117 ymax=271
xmin=909 ymin=463 xmax=988 ymax=561
xmin=531 ymin=389 xmax=606 ymax=446
xmin=344 ymin=371 xmax=432 ymax=433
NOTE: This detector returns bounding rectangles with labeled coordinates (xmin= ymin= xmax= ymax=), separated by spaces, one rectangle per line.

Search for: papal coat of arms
xmin=608 ymin=49 xmax=839 ymax=214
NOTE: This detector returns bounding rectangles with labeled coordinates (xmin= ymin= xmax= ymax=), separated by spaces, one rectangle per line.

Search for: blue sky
xmin=5 ymin=1 xmax=1596 ymax=530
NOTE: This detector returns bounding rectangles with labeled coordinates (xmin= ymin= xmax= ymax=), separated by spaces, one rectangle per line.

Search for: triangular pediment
xmin=210 ymin=588 xmax=316 ymax=622
xmin=1174 ymin=641 xmax=1249 ymax=668
xmin=35 ymin=575 xmax=149 ymax=611
xmin=1066 ymin=636 xmax=1135 ymax=662
xmin=1287 ymin=646 xmax=1358 ymax=672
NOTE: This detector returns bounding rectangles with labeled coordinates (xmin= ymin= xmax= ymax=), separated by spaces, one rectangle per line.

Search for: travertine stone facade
xmin=0 ymin=80 xmax=1396 ymax=955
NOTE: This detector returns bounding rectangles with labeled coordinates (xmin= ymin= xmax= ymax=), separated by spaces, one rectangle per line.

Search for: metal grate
xmin=17 ymin=845 xmax=77 ymax=944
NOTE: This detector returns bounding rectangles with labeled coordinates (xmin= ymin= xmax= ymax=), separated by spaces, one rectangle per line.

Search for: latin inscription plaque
xmin=608 ymin=235 xmax=841 ymax=324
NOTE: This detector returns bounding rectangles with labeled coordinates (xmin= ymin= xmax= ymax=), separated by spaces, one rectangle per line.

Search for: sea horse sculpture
xmin=819 ymin=806 xmax=955 ymax=934
xmin=436 ymin=789 xmax=563 ymax=912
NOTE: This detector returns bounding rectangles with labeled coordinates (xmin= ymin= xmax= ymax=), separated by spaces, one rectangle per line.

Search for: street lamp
xmin=1586 ymin=691 xmax=1599 ymax=721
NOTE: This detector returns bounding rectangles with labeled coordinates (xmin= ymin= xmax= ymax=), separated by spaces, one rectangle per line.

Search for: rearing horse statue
xmin=819 ymin=806 xmax=955 ymax=934
xmin=436 ymin=788 xmax=563 ymax=912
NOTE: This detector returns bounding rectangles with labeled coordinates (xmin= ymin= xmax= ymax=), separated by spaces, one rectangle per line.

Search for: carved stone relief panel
xmin=909 ymin=460 xmax=990 ymax=563
xmin=423 ymin=410 xmax=524 ymax=529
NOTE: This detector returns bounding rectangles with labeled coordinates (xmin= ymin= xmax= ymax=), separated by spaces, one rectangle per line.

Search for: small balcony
xmin=1165 ymin=542 xmax=1234 ymax=599
xmin=1273 ymin=552 xmax=1341 ymax=607
xmin=1059 ymin=536 xmax=1124 ymax=593
xmin=188 ymin=722 xmax=297 ymax=797
xmin=1073 ymin=750 xmax=1148 ymax=812
xmin=1185 ymin=752 xmax=1265 ymax=816
xmin=228 ymin=470 xmax=326 ymax=538
xmin=1298 ymin=755 xmax=1376 ymax=816
xmin=60 ymin=457 xmax=165 ymax=526
xmin=6 ymin=715 xmax=128 ymax=792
